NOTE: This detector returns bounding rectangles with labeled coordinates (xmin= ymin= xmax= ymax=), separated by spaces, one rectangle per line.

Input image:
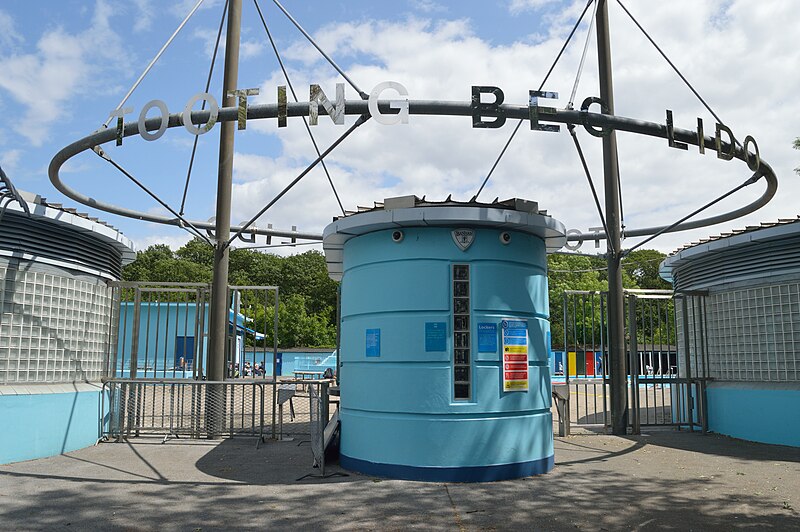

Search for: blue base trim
xmin=339 ymin=454 xmax=554 ymax=482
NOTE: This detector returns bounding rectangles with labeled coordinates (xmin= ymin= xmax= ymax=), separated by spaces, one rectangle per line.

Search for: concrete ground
xmin=1 ymin=427 xmax=798 ymax=531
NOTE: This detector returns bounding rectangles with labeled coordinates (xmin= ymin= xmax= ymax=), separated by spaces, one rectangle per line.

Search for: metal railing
xmin=102 ymin=378 xmax=267 ymax=444
xmin=557 ymin=290 xmax=706 ymax=433
xmin=100 ymin=377 xmax=333 ymax=444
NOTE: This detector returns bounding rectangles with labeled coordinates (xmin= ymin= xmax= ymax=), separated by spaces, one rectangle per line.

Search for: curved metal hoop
xmin=48 ymin=99 xmax=777 ymax=242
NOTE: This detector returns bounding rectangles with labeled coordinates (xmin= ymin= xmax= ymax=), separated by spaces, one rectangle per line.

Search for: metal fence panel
xmin=560 ymin=289 xmax=704 ymax=433
xmin=101 ymin=378 xmax=331 ymax=444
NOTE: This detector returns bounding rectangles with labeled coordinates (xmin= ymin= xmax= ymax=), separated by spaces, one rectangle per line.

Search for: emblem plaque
xmin=451 ymin=228 xmax=475 ymax=251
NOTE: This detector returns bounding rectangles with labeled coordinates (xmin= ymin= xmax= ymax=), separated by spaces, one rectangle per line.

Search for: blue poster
xmin=478 ymin=322 xmax=497 ymax=352
xmin=425 ymin=322 xmax=447 ymax=352
xmin=366 ymin=328 xmax=381 ymax=357
xmin=502 ymin=319 xmax=528 ymax=332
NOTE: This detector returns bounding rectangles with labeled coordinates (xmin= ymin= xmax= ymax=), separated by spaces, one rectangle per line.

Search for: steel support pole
xmin=207 ymin=0 xmax=242 ymax=435
xmin=627 ymin=294 xmax=640 ymax=434
xmin=208 ymin=0 xmax=241 ymax=381
xmin=596 ymin=0 xmax=628 ymax=434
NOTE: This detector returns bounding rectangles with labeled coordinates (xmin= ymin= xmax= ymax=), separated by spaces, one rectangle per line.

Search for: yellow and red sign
xmin=502 ymin=319 xmax=528 ymax=392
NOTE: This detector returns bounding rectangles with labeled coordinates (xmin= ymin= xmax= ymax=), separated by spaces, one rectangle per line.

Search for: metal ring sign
xmin=49 ymin=82 xmax=777 ymax=243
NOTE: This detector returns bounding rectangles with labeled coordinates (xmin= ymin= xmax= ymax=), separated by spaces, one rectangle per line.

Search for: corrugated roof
xmin=334 ymin=195 xmax=548 ymax=221
xmin=669 ymin=216 xmax=800 ymax=255
xmin=30 ymin=192 xmax=124 ymax=234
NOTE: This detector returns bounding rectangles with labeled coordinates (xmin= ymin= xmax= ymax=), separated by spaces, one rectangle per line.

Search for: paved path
xmin=1 ymin=429 xmax=798 ymax=531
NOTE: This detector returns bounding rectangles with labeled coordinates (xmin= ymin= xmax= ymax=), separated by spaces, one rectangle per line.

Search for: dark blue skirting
xmin=339 ymin=454 xmax=555 ymax=482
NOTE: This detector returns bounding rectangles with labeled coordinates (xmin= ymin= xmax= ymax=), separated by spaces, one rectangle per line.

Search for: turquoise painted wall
xmin=339 ymin=226 xmax=554 ymax=480
xmin=706 ymin=383 xmax=800 ymax=447
xmin=117 ymin=302 xmax=206 ymax=377
xmin=241 ymin=350 xmax=336 ymax=376
xmin=0 ymin=389 xmax=102 ymax=464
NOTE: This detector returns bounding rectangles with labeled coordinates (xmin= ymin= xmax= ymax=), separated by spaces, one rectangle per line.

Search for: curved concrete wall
xmin=0 ymin=196 xmax=133 ymax=464
xmin=0 ymin=384 xmax=104 ymax=464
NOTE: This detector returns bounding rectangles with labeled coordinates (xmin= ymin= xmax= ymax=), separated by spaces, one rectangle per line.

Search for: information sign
xmin=477 ymin=322 xmax=497 ymax=352
xmin=366 ymin=328 xmax=381 ymax=357
xmin=501 ymin=319 xmax=528 ymax=392
xmin=425 ymin=322 xmax=447 ymax=352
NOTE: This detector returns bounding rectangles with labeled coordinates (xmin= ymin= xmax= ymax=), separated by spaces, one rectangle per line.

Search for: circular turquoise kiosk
xmin=323 ymin=196 xmax=566 ymax=482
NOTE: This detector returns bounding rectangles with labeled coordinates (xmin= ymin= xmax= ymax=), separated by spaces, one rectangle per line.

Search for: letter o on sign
xmin=183 ymin=93 xmax=219 ymax=135
xmin=138 ymin=100 xmax=169 ymax=141
xmin=564 ymin=229 xmax=584 ymax=251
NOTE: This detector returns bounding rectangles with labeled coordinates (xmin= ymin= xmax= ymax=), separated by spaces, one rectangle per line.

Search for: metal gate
xmin=558 ymin=289 xmax=706 ymax=433
xmin=101 ymin=282 xmax=326 ymax=441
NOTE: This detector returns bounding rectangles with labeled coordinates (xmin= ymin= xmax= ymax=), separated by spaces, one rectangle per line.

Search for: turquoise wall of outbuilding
xmin=338 ymin=226 xmax=554 ymax=481
xmin=706 ymin=383 xmax=800 ymax=447
xmin=0 ymin=387 xmax=102 ymax=464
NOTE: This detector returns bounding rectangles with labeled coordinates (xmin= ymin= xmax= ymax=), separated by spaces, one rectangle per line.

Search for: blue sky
xmin=0 ymin=0 xmax=798 ymax=254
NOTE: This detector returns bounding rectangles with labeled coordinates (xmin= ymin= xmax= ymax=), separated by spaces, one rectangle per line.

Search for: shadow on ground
xmin=0 ymin=430 xmax=797 ymax=530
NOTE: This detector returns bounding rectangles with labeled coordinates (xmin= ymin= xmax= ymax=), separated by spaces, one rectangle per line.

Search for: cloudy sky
xmin=0 ymin=0 xmax=797 ymax=256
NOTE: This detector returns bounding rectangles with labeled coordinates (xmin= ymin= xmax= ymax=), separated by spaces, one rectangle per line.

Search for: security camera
xmin=500 ymin=232 xmax=511 ymax=244
xmin=392 ymin=230 xmax=404 ymax=242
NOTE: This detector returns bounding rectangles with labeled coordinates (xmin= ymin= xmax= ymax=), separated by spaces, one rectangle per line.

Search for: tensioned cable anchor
xmin=92 ymin=146 xmax=213 ymax=245
xmin=615 ymin=0 xmax=739 ymax=148
xmin=622 ymin=171 xmax=762 ymax=257
xmin=568 ymin=123 xmax=612 ymax=254
xmin=568 ymin=0 xmax=599 ymax=109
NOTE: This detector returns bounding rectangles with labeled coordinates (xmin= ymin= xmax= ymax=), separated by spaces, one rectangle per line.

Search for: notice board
xmin=501 ymin=319 xmax=528 ymax=392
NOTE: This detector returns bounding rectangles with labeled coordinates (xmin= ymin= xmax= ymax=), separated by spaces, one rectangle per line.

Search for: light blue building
xmin=114 ymin=301 xmax=336 ymax=379
xmin=324 ymin=196 xmax=565 ymax=481
xmin=661 ymin=218 xmax=800 ymax=447
xmin=0 ymin=191 xmax=135 ymax=464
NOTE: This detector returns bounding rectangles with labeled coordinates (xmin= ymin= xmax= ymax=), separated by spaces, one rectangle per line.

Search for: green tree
xmin=121 ymin=244 xmax=173 ymax=281
xmin=254 ymin=294 xmax=336 ymax=348
xmin=279 ymin=251 xmax=338 ymax=321
xmin=122 ymin=241 xmax=339 ymax=348
xmin=547 ymin=253 xmax=607 ymax=348
xmin=620 ymin=249 xmax=670 ymax=290
xmin=122 ymin=244 xmax=212 ymax=283
xmin=547 ymin=250 xmax=675 ymax=349
xmin=794 ymin=137 xmax=800 ymax=175
xmin=174 ymin=237 xmax=214 ymax=267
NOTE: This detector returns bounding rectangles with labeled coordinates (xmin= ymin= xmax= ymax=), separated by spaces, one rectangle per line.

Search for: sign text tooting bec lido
xmin=107 ymin=81 xmax=762 ymax=175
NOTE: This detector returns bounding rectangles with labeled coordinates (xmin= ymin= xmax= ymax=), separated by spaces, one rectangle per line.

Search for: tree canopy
xmin=547 ymin=250 xmax=672 ymax=347
xmin=794 ymin=137 xmax=800 ymax=175
xmin=123 ymin=239 xmax=672 ymax=350
xmin=123 ymin=240 xmax=338 ymax=348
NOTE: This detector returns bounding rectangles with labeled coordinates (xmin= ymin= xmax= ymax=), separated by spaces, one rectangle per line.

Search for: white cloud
xmin=508 ymin=0 xmax=560 ymax=15
xmin=241 ymin=39 xmax=265 ymax=59
xmin=0 ymin=1 xmax=129 ymax=146
xmin=192 ymin=23 xmax=264 ymax=62
xmin=170 ymin=0 xmax=223 ymax=19
xmin=410 ymin=0 xmax=447 ymax=14
xmin=232 ymin=0 xmax=800 ymax=256
xmin=0 ymin=29 xmax=87 ymax=145
xmin=135 ymin=232 xmax=193 ymax=251
xmin=0 ymin=149 xmax=22 ymax=172
xmin=132 ymin=0 xmax=155 ymax=33
xmin=0 ymin=10 xmax=23 ymax=50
